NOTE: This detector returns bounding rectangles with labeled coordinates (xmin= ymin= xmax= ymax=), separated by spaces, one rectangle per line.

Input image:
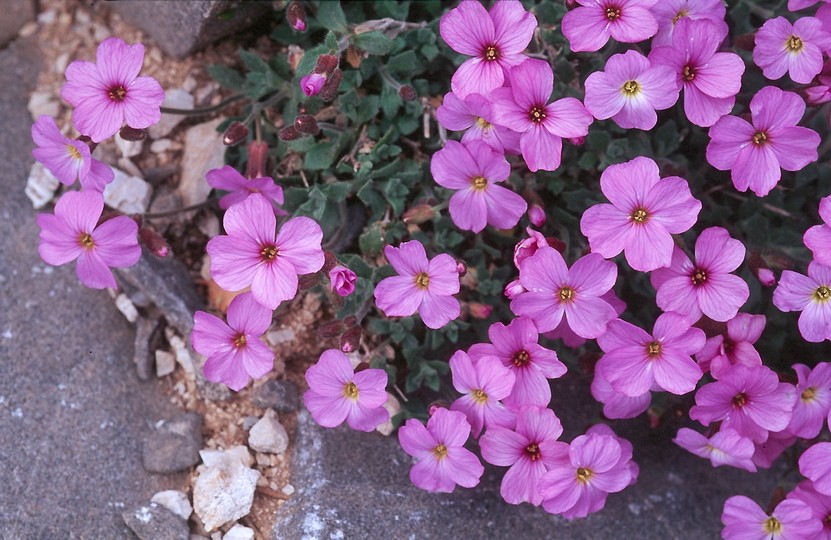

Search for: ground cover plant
xmin=29 ymin=0 xmax=831 ymax=536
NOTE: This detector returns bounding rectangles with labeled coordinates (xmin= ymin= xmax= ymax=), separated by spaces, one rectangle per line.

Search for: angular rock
xmin=150 ymin=490 xmax=193 ymax=521
xmin=248 ymin=410 xmax=289 ymax=455
xmin=155 ymin=350 xmax=176 ymax=378
xmin=0 ymin=0 xmax=34 ymax=48
xmin=224 ymin=524 xmax=255 ymax=540
xmin=148 ymin=88 xmax=194 ymax=139
xmin=24 ymin=161 xmax=59 ymax=209
xmin=27 ymin=90 xmax=59 ymax=119
xmin=115 ymin=132 xmax=143 ymax=158
xmin=193 ymin=446 xmax=260 ymax=532
xmin=122 ymin=502 xmax=189 ymax=540
xmin=176 ymin=118 xmax=226 ymax=207
xmin=133 ymin=317 xmax=161 ymax=381
xmin=103 ymin=168 xmax=153 ymax=214
xmin=107 ymin=1 xmax=271 ymax=59
xmin=143 ymin=412 xmax=203 ymax=474
xmin=251 ymin=380 xmax=299 ymax=413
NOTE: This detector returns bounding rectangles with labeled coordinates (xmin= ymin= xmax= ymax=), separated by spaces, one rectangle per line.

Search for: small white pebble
xmin=282 ymin=484 xmax=295 ymax=496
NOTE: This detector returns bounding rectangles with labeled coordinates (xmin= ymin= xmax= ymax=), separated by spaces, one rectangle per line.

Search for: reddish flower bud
xmin=322 ymin=251 xmax=338 ymax=273
xmin=314 ymin=54 xmax=339 ymax=76
xmin=468 ymin=302 xmax=493 ymax=319
xmin=504 ymin=279 xmax=526 ymax=299
xmin=138 ymin=228 xmax=169 ymax=258
xmin=299 ymin=273 xmax=320 ymax=290
xmin=547 ymin=236 xmax=566 ymax=253
xmin=399 ymin=85 xmax=417 ymax=101
xmin=455 ymin=261 xmax=467 ymax=275
xmin=294 ymin=114 xmax=320 ymax=134
xmin=286 ymin=0 xmax=306 ymax=32
xmin=223 ymin=121 xmax=249 ymax=146
xmin=428 ymin=403 xmax=448 ymax=416
xmin=329 ymin=265 xmax=357 ymax=297
xmin=246 ymin=140 xmax=269 ymax=179
xmin=319 ymin=68 xmax=343 ymax=102
xmin=402 ymin=204 xmax=436 ymax=224
xmin=343 ymin=315 xmax=358 ymax=328
xmin=279 ymin=125 xmax=300 ymax=141
xmin=120 ymin=125 xmax=146 ymax=141
xmin=566 ymin=136 xmax=584 ymax=146
xmin=317 ymin=319 xmax=345 ymax=338
xmin=340 ymin=325 xmax=361 ymax=353
xmin=527 ymin=204 xmax=546 ymax=227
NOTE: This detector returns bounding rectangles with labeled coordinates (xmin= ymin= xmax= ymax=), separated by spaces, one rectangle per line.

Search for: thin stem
xmin=160 ymin=94 xmax=245 ymax=116
xmin=142 ymin=200 xmax=215 ymax=219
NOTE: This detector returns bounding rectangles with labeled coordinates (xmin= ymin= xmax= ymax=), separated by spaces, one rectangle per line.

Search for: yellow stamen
xmin=630 ymin=208 xmax=648 ymax=223
xmin=261 ymin=245 xmax=278 ymax=261
xmin=234 ymin=334 xmax=247 ymax=348
xmin=67 ymin=144 xmax=83 ymax=160
xmin=647 ymin=341 xmax=661 ymax=358
xmin=525 ymin=443 xmax=541 ymax=461
xmin=815 ymin=285 xmax=831 ymax=302
xmin=415 ymin=272 xmax=430 ymax=289
xmin=472 ymin=176 xmax=488 ymax=190
xmin=79 ymin=232 xmax=94 ymax=249
xmin=606 ymin=7 xmax=621 ymax=21
xmin=433 ymin=443 xmax=448 ymax=459
xmin=786 ymin=35 xmax=803 ymax=53
xmin=622 ymin=80 xmax=640 ymax=96
xmin=691 ymin=269 xmax=707 ymax=286
xmin=576 ymin=467 xmax=593 ymax=483
xmin=476 ymin=117 xmax=491 ymax=129
xmin=472 ymin=389 xmax=488 ymax=404
xmin=484 ymin=46 xmax=498 ymax=61
xmin=512 ymin=350 xmax=530 ymax=367
xmin=802 ymin=387 xmax=816 ymax=402
xmin=529 ymin=106 xmax=546 ymax=123
xmin=108 ymin=86 xmax=127 ymax=101
xmin=763 ymin=517 xmax=782 ymax=534
xmin=752 ymin=131 xmax=769 ymax=146
xmin=343 ymin=381 xmax=359 ymax=399
xmin=559 ymin=286 xmax=575 ymax=302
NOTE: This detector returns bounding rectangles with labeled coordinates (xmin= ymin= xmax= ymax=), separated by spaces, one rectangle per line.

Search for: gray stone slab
xmin=0 ymin=37 xmax=185 ymax=538
xmin=106 ymin=0 xmax=272 ymax=59
xmin=274 ymin=372 xmax=782 ymax=539
xmin=0 ymin=0 xmax=34 ymax=48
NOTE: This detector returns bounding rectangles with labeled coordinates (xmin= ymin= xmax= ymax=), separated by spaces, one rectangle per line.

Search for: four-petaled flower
xmin=448 ymin=350 xmax=516 ymax=438
xmin=31 ymin=115 xmax=114 ymax=191
xmin=774 ymin=261 xmax=831 ymax=343
xmin=562 ymin=0 xmax=659 ymax=53
xmin=753 ymin=16 xmax=831 ymax=84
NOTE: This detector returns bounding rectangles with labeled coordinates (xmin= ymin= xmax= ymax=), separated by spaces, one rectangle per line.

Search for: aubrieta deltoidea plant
xmin=30 ymin=0 xmax=831 ymax=535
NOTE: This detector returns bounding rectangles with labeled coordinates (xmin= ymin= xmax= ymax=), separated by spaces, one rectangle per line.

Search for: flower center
xmin=672 ymin=9 xmax=688 ymax=24
xmin=525 ymin=443 xmax=541 ymax=461
xmin=415 ymin=272 xmax=430 ymax=289
xmin=67 ymin=144 xmax=83 ymax=160
xmin=512 ymin=350 xmax=531 ymax=368
xmin=260 ymin=245 xmax=278 ymax=261
xmin=472 ymin=389 xmax=488 ymax=404
xmin=815 ymin=285 xmax=831 ymax=302
xmin=484 ymin=45 xmax=499 ymax=61
xmin=802 ymin=387 xmax=817 ymax=402
xmin=605 ymin=6 xmax=621 ymax=21
xmin=732 ymin=392 xmax=748 ymax=408
xmin=433 ymin=443 xmax=448 ymax=459
xmin=647 ymin=341 xmax=662 ymax=358
xmin=682 ymin=65 xmax=696 ymax=82
xmin=476 ymin=117 xmax=491 ymax=129
xmin=108 ymin=85 xmax=127 ymax=101
xmin=630 ymin=208 xmax=648 ymax=223
xmin=78 ymin=232 xmax=94 ymax=249
xmin=763 ymin=517 xmax=782 ymax=534
xmin=343 ymin=381 xmax=359 ymax=400
xmin=752 ymin=131 xmax=769 ymax=146
xmin=471 ymin=176 xmax=488 ymax=190
xmin=786 ymin=35 xmax=804 ymax=53
xmin=622 ymin=80 xmax=640 ymax=96
xmin=233 ymin=333 xmax=247 ymax=348
xmin=576 ymin=467 xmax=593 ymax=483
xmin=691 ymin=268 xmax=707 ymax=286
xmin=529 ymin=106 xmax=546 ymax=124
xmin=559 ymin=286 xmax=575 ymax=302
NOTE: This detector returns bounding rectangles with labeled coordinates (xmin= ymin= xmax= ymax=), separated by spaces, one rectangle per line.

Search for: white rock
xmin=265 ymin=328 xmax=295 ymax=346
xmin=375 ymin=393 xmax=401 ymax=437
xmin=115 ymin=133 xmax=143 ymax=158
xmin=150 ymin=138 xmax=181 ymax=154
xmin=155 ymin=350 xmax=176 ymax=378
xmin=28 ymin=91 xmax=60 ymax=120
xmin=176 ymin=119 xmax=225 ymax=207
xmin=193 ymin=446 xmax=260 ymax=532
xmin=114 ymin=294 xmax=138 ymax=323
xmin=150 ymin=490 xmax=192 ymax=520
xmin=223 ymin=525 xmax=255 ymax=540
xmin=248 ymin=410 xmax=289 ymax=454
xmin=196 ymin=213 xmax=220 ymax=238
xmin=103 ymin=169 xmax=152 ymax=214
xmin=148 ymin=89 xmax=194 ymax=139
xmin=117 ymin=157 xmax=144 ymax=179
xmin=25 ymin=162 xmax=59 ymax=209
xmin=167 ymin=334 xmax=194 ymax=374
xmin=54 ymin=52 xmax=70 ymax=74
xmin=282 ymin=483 xmax=295 ymax=496
xmin=37 ymin=9 xmax=57 ymax=25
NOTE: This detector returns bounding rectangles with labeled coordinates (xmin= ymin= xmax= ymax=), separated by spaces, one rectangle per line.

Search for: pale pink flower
xmin=205 ymin=165 xmax=284 ymax=212
xmin=449 ymin=351 xmax=516 ymax=438
xmin=722 ymin=496 xmax=821 ymax=540
xmin=788 ymin=363 xmax=831 ymax=439
xmin=804 ymin=195 xmax=831 ymax=268
xmin=562 ymin=0 xmax=659 ymax=53
xmin=590 ymin=368 xmax=651 ymax=419
xmin=754 ymin=16 xmax=831 ymax=84
xmin=191 ymin=292 xmax=274 ymax=392
xmin=435 ymin=92 xmax=521 ymax=154
xmin=673 ymin=427 xmax=757 ymax=472
xmin=801 ymin=443 xmax=831 ymax=496
xmin=303 ymin=349 xmax=389 ymax=431
xmin=788 ymin=481 xmax=831 ymax=540
xmin=753 ymin=430 xmax=797 ymax=469
xmin=545 ymin=290 xmax=626 ymax=348
xmin=773 ymin=262 xmax=831 ymax=343
xmin=650 ymin=0 xmax=727 ymax=47
xmin=513 ymin=227 xmax=549 ymax=269
xmin=329 ymin=265 xmax=357 ymax=297
xmin=695 ymin=313 xmax=766 ymax=379
xmin=31 ymin=115 xmax=113 ymax=191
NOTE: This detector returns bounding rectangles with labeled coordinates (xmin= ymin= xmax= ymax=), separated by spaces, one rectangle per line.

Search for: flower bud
xmin=748 ymin=252 xmax=778 ymax=287
xmin=319 ymin=68 xmax=343 ymax=102
xmin=245 ymin=140 xmax=269 ymax=179
xmin=286 ymin=0 xmax=306 ymax=32
xmin=428 ymin=403 xmax=448 ymax=416
xmin=527 ymin=204 xmax=546 ymax=228
xmin=223 ymin=121 xmax=249 ymax=146
xmin=468 ymin=302 xmax=493 ymax=319
xmin=514 ymin=227 xmax=548 ymax=268
xmin=399 ymin=85 xmax=417 ymax=101
xmin=322 ymin=251 xmax=338 ymax=274
xmin=504 ymin=279 xmax=526 ymax=299
xmin=300 ymin=73 xmax=326 ymax=96
xmin=120 ymin=125 xmax=146 ymax=141
xmin=317 ymin=319 xmax=345 ymax=338
xmin=278 ymin=125 xmax=300 ymax=141
xmin=340 ymin=325 xmax=361 ymax=353
xmin=755 ymin=268 xmax=776 ymax=287
xmin=314 ymin=54 xmax=339 ymax=76
xmin=455 ymin=260 xmax=467 ymax=275
xmin=566 ymin=136 xmax=584 ymax=146
xmin=138 ymin=228 xmax=169 ymax=258
xmin=294 ymin=114 xmax=320 ymax=134
xmin=343 ymin=315 xmax=358 ymax=328
xmin=329 ymin=265 xmax=357 ymax=297
xmin=402 ymin=204 xmax=436 ymax=224
xmin=299 ymin=272 xmax=320 ymax=290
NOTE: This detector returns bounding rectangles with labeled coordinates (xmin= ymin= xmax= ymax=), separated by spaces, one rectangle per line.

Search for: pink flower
xmin=773 ymin=262 xmax=831 ymax=343
xmin=191 ymin=292 xmax=274 ymax=391
xmin=492 ymin=59 xmax=593 ymax=172
xmin=439 ymin=0 xmax=537 ymax=98
xmin=513 ymin=227 xmax=549 ymax=269
xmin=31 ymin=115 xmax=113 ymax=191
xmin=650 ymin=0 xmax=727 ymax=47
xmin=580 ymin=156 xmax=701 ymax=271
xmin=788 ymin=363 xmax=831 ymax=439
xmin=539 ymin=429 xmax=635 ymax=519
xmin=511 ymin=247 xmax=618 ymax=338
xmin=504 ymin=279 xmax=526 ymax=299
xmin=707 ymin=87 xmax=820 ymax=197
xmin=754 ymin=17 xmax=831 ymax=84
xmin=448 ymin=351 xmax=516 ymax=438
xmin=583 ymin=50 xmax=679 ymax=131
xmin=801 ymin=443 xmax=831 ymax=496
xmin=300 ymin=73 xmax=326 ymax=96
xmin=673 ymin=427 xmax=757 ymax=472
xmin=722 ymin=496 xmax=821 ymax=540
xmin=37 ymin=190 xmax=140 ymax=289
xmin=206 ymin=193 xmax=324 ymax=310
xmin=649 ymin=18 xmax=744 ymax=127
xmin=695 ymin=313 xmax=766 ymax=379
xmin=329 ymin=265 xmax=357 ymax=297
xmin=205 ymin=165 xmax=284 ymax=212
xmin=374 ymin=240 xmax=460 ymax=329
xmin=527 ymin=204 xmax=546 ymax=228
xmin=690 ymin=363 xmax=797 ymax=443
xmin=303 ymin=349 xmax=389 ymax=431
xmin=468 ymin=317 xmax=566 ymax=409
xmin=479 ymin=406 xmax=564 ymax=506
xmin=430 ymin=140 xmax=527 ymax=233
xmin=596 ymin=313 xmax=705 ymax=397
xmin=790 ymin=0 xmax=831 ymax=10
xmin=61 ymin=37 xmax=164 ymax=143
xmin=398 ymin=408 xmax=484 ymax=493
xmin=435 ymin=92 xmax=521 ymax=154
xmin=562 ymin=0 xmax=659 ymax=53
xmin=753 ymin=430 xmax=797 ymax=469
xmin=545 ymin=290 xmax=626 ymax=348
xmin=590 ymin=368 xmax=651 ymax=419
xmin=651 ymin=227 xmax=749 ymax=323
xmin=805 ymin=195 xmax=831 ymax=268
xmin=788 ymin=481 xmax=831 ymax=540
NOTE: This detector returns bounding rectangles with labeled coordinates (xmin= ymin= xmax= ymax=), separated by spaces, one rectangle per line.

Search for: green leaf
xmin=324 ymin=31 xmax=339 ymax=53
xmin=304 ymin=142 xmax=338 ymax=171
xmin=239 ymin=49 xmax=270 ymax=73
xmin=206 ymin=64 xmax=245 ymax=91
xmin=316 ymin=1 xmax=347 ymax=32
xmin=359 ymin=222 xmax=385 ymax=257
xmin=421 ymin=43 xmax=439 ymax=61
xmin=387 ymin=50 xmax=418 ymax=76
xmin=351 ymin=31 xmax=395 ymax=55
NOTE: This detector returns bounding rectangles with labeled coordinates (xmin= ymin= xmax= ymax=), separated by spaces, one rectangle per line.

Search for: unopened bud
xmin=322 ymin=251 xmax=338 ymax=273
xmin=468 ymin=302 xmax=492 ymax=319
xmin=246 ymin=140 xmax=269 ymax=179
xmin=76 ymin=135 xmax=98 ymax=153
xmin=317 ymin=319 xmax=345 ymax=338
xmin=138 ymin=228 xmax=169 ymax=258
xmin=279 ymin=125 xmax=300 ymax=141
xmin=340 ymin=325 xmax=361 ymax=353
xmin=428 ymin=403 xmax=448 ymax=416
xmin=294 ymin=114 xmax=320 ymax=134
xmin=223 ymin=121 xmax=249 ymax=146
xmin=319 ymin=68 xmax=343 ymax=102
xmin=343 ymin=315 xmax=358 ymax=328
xmin=314 ymin=54 xmax=339 ymax=76
xmin=299 ymin=272 xmax=320 ymax=290
xmin=566 ymin=136 xmax=584 ymax=146
xmin=353 ymin=361 xmax=370 ymax=373
xmin=120 ymin=125 xmax=146 ymax=141
xmin=756 ymin=268 xmax=777 ymax=287
xmin=455 ymin=261 xmax=467 ymax=275
xmin=399 ymin=85 xmax=417 ymax=101
xmin=286 ymin=0 xmax=306 ymax=32
xmin=300 ymin=72 xmax=326 ymax=96
xmin=402 ymin=204 xmax=436 ymax=224
xmin=528 ymin=204 xmax=546 ymax=228
xmin=504 ymin=279 xmax=526 ymax=299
